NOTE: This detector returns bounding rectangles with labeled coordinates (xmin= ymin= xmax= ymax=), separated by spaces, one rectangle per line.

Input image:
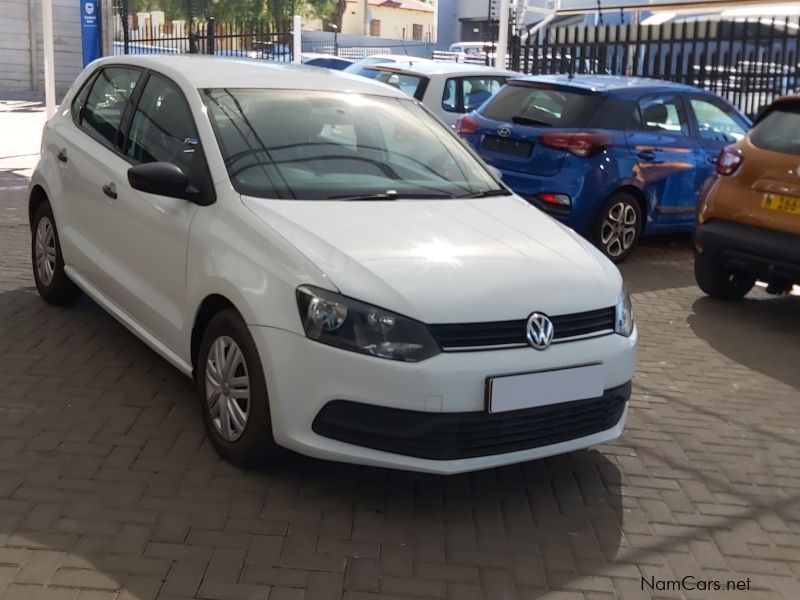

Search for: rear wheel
xmin=592 ymin=192 xmax=642 ymax=263
xmin=31 ymin=200 xmax=81 ymax=305
xmin=196 ymin=309 xmax=276 ymax=466
xmin=694 ymin=252 xmax=755 ymax=300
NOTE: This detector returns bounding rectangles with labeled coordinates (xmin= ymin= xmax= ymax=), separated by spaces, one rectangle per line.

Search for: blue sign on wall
xmin=81 ymin=0 xmax=101 ymax=67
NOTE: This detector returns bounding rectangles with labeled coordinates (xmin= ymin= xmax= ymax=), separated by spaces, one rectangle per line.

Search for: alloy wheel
xmin=35 ymin=217 xmax=57 ymax=286
xmin=600 ymin=201 xmax=638 ymax=258
xmin=205 ymin=336 xmax=251 ymax=442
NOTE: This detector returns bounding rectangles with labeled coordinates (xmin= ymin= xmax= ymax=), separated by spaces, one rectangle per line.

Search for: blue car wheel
xmin=592 ymin=192 xmax=643 ymax=263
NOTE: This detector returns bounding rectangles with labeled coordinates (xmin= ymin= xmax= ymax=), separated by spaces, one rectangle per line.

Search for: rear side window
xmin=636 ymin=94 xmax=689 ymax=136
xmin=479 ymin=84 xmax=604 ymax=128
xmin=751 ymin=104 xmax=800 ymax=155
xmin=442 ymin=76 xmax=507 ymax=114
xmin=80 ymin=67 xmax=142 ymax=149
xmin=363 ymin=69 xmax=428 ymax=100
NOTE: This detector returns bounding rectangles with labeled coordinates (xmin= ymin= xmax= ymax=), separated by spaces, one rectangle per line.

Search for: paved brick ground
xmin=1 ymin=100 xmax=799 ymax=600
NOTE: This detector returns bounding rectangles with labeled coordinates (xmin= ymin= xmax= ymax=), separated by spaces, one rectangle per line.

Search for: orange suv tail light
xmin=716 ymin=145 xmax=743 ymax=176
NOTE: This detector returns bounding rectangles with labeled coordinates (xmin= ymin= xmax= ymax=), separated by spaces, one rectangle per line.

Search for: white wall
xmin=0 ymin=0 xmax=82 ymax=95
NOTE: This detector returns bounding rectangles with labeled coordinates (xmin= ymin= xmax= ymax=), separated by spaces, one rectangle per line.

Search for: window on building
xmin=412 ymin=24 xmax=423 ymax=41
xmin=369 ymin=19 xmax=381 ymax=37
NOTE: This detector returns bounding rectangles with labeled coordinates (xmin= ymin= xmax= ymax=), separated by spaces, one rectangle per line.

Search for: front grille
xmin=312 ymin=382 xmax=630 ymax=460
xmin=429 ymin=307 xmax=616 ymax=351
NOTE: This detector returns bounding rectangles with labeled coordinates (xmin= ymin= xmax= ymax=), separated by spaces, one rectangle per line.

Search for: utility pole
xmin=496 ymin=0 xmax=509 ymax=69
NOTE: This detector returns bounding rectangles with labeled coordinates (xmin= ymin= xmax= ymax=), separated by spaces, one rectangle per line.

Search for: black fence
xmin=114 ymin=16 xmax=293 ymax=62
xmin=512 ymin=17 xmax=800 ymax=117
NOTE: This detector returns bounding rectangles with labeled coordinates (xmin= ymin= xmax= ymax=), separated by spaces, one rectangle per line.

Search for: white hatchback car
xmin=30 ymin=55 xmax=636 ymax=474
xmin=352 ymin=61 xmax=518 ymax=127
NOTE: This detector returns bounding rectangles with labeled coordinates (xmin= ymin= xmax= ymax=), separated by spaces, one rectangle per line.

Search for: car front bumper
xmin=250 ymin=325 xmax=637 ymax=474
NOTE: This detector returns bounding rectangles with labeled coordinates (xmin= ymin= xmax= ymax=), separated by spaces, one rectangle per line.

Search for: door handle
xmin=637 ymin=150 xmax=656 ymax=161
xmin=56 ymin=149 xmax=67 ymax=163
xmin=102 ymin=183 xmax=117 ymax=199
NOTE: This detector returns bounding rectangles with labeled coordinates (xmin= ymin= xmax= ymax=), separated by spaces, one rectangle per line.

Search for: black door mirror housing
xmin=128 ymin=162 xmax=198 ymax=202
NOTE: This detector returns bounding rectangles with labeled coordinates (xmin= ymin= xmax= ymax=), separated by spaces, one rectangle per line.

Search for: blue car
xmin=457 ymin=75 xmax=751 ymax=261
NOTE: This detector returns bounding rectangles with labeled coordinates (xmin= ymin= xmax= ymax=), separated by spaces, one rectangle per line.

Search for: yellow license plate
xmin=761 ymin=193 xmax=800 ymax=214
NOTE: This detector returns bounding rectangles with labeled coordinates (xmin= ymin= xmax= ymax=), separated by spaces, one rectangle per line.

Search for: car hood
xmin=242 ymin=195 xmax=622 ymax=323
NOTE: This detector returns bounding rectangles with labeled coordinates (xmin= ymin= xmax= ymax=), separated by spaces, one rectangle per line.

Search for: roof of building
xmin=88 ymin=55 xmax=408 ymax=97
xmin=346 ymin=0 xmax=434 ymax=12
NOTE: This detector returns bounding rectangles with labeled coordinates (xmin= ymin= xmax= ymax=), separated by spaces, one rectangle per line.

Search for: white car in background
xmin=343 ymin=53 xmax=435 ymax=77
xmin=29 ymin=55 xmax=636 ymax=474
xmin=356 ymin=60 xmax=518 ymax=127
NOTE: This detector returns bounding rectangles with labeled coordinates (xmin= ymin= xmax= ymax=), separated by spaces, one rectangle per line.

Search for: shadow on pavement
xmin=0 ymin=285 xmax=624 ymax=598
xmin=688 ymin=294 xmax=800 ymax=392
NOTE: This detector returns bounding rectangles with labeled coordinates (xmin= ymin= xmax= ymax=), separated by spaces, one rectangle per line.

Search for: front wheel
xmin=592 ymin=193 xmax=643 ymax=263
xmin=694 ymin=252 xmax=755 ymax=300
xmin=31 ymin=200 xmax=81 ymax=305
xmin=196 ymin=309 xmax=276 ymax=466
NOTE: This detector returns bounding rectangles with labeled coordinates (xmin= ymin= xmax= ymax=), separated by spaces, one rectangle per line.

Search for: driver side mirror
xmin=128 ymin=162 xmax=197 ymax=202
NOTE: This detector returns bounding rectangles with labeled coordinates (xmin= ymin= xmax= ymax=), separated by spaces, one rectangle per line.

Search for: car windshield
xmin=201 ymin=88 xmax=501 ymax=200
xmin=358 ymin=69 xmax=427 ymax=99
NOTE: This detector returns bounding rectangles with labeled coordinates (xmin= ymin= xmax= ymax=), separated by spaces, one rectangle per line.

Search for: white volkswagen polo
xmin=30 ymin=55 xmax=636 ymax=473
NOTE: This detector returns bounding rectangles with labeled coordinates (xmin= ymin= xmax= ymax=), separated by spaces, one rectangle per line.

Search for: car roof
xmin=369 ymin=61 xmax=518 ymax=77
xmin=511 ymin=74 xmax=700 ymax=94
xmin=88 ymin=55 xmax=408 ymax=98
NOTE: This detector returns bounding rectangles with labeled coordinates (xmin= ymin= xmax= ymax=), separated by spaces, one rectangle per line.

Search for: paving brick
xmin=1 ymin=102 xmax=800 ymax=600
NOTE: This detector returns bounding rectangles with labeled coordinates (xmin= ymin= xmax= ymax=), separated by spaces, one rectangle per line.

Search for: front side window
xmin=202 ymin=88 xmax=500 ymax=200
xmin=80 ymin=67 xmax=142 ymax=148
xmin=637 ymin=94 xmax=689 ymax=136
xmin=689 ymin=97 xmax=747 ymax=143
xmin=125 ymin=74 xmax=199 ymax=173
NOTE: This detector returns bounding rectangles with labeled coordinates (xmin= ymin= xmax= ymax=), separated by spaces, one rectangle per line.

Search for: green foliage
xmin=127 ymin=0 xmax=340 ymax=25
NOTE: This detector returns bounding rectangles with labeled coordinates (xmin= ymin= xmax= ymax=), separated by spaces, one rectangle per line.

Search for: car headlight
xmin=615 ymin=286 xmax=634 ymax=337
xmin=296 ymin=286 xmax=440 ymax=362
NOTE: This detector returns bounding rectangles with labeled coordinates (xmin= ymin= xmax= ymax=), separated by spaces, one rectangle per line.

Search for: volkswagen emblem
xmin=526 ymin=313 xmax=554 ymax=350
xmin=497 ymin=127 xmax=511 ymax=138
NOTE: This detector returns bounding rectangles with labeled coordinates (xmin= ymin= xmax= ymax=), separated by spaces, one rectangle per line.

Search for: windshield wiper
xmin=326 ymin=192 xmax=451 ymax=201
xmin=457 ymin=189 xmax=512 ymax=199
xmin=511 ymin=116 xmax=552 ymax=127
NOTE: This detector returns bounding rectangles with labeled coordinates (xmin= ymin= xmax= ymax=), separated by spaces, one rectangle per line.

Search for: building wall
xmin=342 ymin=1 xmax=434 ymax=40
xmin=0 ymin=0 xmax=82 ymax=94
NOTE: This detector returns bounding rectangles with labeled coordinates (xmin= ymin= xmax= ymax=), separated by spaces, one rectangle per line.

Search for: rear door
xmin=57 ymin=66 xmax=143 ymax=281
xmin=438 ymin=75 xmax=507 ymax=127
xmin=685 ymin=94 xmax=749 ymax=187
xmin=626 ymin=93 xmax=702 ymax=226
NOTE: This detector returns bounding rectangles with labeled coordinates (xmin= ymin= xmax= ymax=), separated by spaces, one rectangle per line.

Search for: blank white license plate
xmin=487 ymin=364 xmax=604 ymax=413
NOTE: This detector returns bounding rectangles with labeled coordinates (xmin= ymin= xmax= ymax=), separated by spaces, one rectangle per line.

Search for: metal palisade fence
xmin=512 ymin=17 xmax=800 ymax=117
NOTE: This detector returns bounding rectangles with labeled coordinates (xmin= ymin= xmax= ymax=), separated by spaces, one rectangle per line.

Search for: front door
xmin=626 ymin=93 xmax=702 ymax=230
xmin=94 ymin=72 xmax=202 ymax=355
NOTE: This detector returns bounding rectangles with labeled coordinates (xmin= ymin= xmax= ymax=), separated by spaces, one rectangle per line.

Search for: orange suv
xmin=695 ymin=95 xmax=800 ymax=299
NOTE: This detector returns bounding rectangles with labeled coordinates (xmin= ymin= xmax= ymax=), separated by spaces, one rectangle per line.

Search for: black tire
xmin=31 ymin=200 xmax=81 ymax=305
xmin=694 ymin=251 xmax=755 ymax=300
xmin=592 ymin=192 xmax=643 ymax=263
xmin=196 ymin=308 xmax=276 ymax=467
